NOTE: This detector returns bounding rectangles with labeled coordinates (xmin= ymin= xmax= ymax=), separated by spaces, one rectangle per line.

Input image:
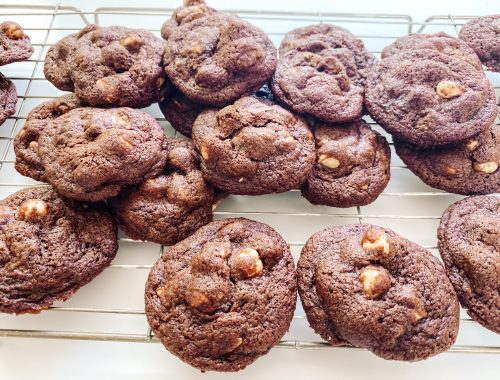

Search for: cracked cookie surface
xmin=0 ymin=21 xmax=33 ymax=66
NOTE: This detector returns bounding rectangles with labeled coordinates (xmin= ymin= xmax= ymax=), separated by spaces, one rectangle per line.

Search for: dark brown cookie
xmin=459 ymin=15 xmax=500 ymax=72
xmin=0 ymin=21 xmax=33 ymax=66
xmin=365 ymin=49 xmax=498 ymax=147
xmin=145 ymin=218 xmax=296 ymax=372
xmin=0 ymin=186 xmax=117 ymax=314
xmin=164 ymin=14 xmax=276 ymax=106
xmin=382 ymin=32 xmax=483 ymax=70
xmin=438 ymin=196 xmax=500 ymax=333
xmin=161 ymin=0 xmax=217 ymax=40
xmin=110 ymin=138 xmax=218 ymax=246
xmin=395 ymin=123 xmax=500 ymax=195
xmin=0 ymin=73 xmax=17 ymax=126
xmin=34 ymin=107 xmax=166 ymax=202
xmin=192 ymin=96 xmax=315 ymax=195
xmin=44 ymin=25 xmax=168 ymax=108
xmin=301 ymin=120 xmax=391 ymax=208
xmin=298 ymin=224 xmax=460 ymax=361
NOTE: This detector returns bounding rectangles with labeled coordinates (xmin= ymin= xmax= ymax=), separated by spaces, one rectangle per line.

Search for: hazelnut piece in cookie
xmin=359 ymin=265 xmax=391 ymax=299
xmin=18 ymin=199 xmax=49 ymax=221
xmin=361 ymin=227 xmax=391 ymax=257
xmin=435 ymin=81 xmax=465 ymax=99
xmin=232 ymin=248 xmax=263 ymax=280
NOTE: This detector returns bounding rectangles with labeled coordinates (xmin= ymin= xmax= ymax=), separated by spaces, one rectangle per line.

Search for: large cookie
xmin=0 ymin=73 xmax=17 ymax=126
xmin=365 ymin=49 xmax=498 ymax=147
xmin=161 ymin=0 xmax=217 ymax=40
xmin=44 ymin=25 xmax=168 ymax=108
xmin=110 ymin=138 xmax=218 ymax=246
xmin=382 ymin=32 xmax=482 ymax=70
xmin=192 ymin=96 xmax=315 ymax=195
xmin=145 ymin=218 xmax=296 ymax=372
xmin=0 ymin=21 xmax=33 ymax=66
xmin=301 ymin=120 xmax=390 ymax=208
xmin=438 ymin=196 xmax=499 ymax=333
xmin=0 ymin=186 xmax=117 ymax=314
xmin=164 ymin=14 xmax=276 ymax=106
xmin=395 ymin=123 xmax=500 ymax=195
xmin=459 ymin=15 xmax=500 ymax=72
xmin=298 ymin=224 xmax=460 ymax=361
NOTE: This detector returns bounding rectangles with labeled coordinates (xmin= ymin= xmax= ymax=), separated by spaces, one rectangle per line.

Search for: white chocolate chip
xmin=465 ymin=139 xmax=479 ymax=151
xmin=474 ymin=161 xmax=498 ymax=174
xmin=318 ymin=154 xmax=340 ymax=169
xmin=435 ymin=81 xmax=464 ymax=99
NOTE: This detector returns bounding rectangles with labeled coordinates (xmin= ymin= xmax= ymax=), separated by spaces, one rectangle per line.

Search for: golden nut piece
xmin=473 ymin=161 xmax=499 ymax=174
xmin=234 ymin=248 xmax=263 ymax=279
xmin=117 ymin=135 xmax=134 ymax=151
xmin=95 ymin=79 xmax=116 ymax=103
xmin=361 ymin=227 xmax=391 ymax=256
xmin=412 ymin=307 xmax=427 ymax=323
xmin=120 ymin=34 xmax=143 ymax=50
xmin=435 ymin=81 xmax=465 ymax=99
xmin=18 ymin=199 xmax=49 ymax=221
xmin=358 ymin=266 xmax=391 ymax=299
xmin=3 ymin=22 xmax=26 ymax=40
xmin=445 ymin=167 xmax=458 ymax=175
xmin=200 ymin=145 xmax=209 ymax=160
xmin=318 ymin=154 xmax=340 ymax=169
xmin=186 ymin=289 xmax=219 ymax=314
xmin=465 ymin=139 xmax=479 ymax=151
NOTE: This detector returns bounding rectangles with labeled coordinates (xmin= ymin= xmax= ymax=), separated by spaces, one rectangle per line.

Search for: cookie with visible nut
xmin=301 ymin=120 xmax=390 ymax=208
xmin=0 ymin=73 xmax=17 ymax=126
xmin=160 ymin=0 xmax=217 ymax=40
xmin=298 ymin=224 xmax=459 ymax=361
xmin=365 ymin=49 xmax=498 ymax=147
xmin=145 ymin=218 xmax=296 ymax=372
xmin=0 ymin=186 xmax=117 ymax=314
xmin=44 ymin=25 xmax=168 ymax=108
xmin=0 ymin=21 xmax=34 ymax=66
xmin=395 ymin=123 xmax=500 ymax=195
xmin=192 ymin=96 xmax=315 ymax=195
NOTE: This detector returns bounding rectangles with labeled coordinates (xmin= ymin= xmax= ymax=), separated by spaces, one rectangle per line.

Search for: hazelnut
xmin=359 ymin=265 xmax=391 ymax=299
xmin=3 ymin=22 xmax=26 ymax=40
xmin=18 ymin=199 xmax=48 ymax=221
xmin=28 ymin=141 xmax=38 ymax=150
xmin=222 ymin=336 xmax=243 ymax=353
xmin=318 ymin=154 xmax=340 ymax=169
xmin=120 ymin=34 xmax=143 ymax=50
xmin=95 ymin=79 xmax=116 ymax=103
xmin=117 ymin=135 xmax=134 ymax=151
xmin=411 ymin=307 xmax=427 ymax=323
xmin=361 ymin=227 xmax=391 ymax=257
xmin=186 ymin=289 xmax=220 ymax=314
xmin=473 ymin=161 xmax=498 ymax=174
xmin=200 ymin=145 xmax=209 ymax=160
xmin=233 ymin=248 xmax=263 ymax=279
xmin=445 ymin=167 xmax=458 ymax=175
xmin=466 ymin=139 xmax=479 ymax=151
xmin=435 ymin=81 xmax=464 ymax=99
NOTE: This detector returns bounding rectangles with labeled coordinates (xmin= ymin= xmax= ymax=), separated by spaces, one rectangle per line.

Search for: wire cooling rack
xmin=0 ymin=3 xmax=499 ymax=356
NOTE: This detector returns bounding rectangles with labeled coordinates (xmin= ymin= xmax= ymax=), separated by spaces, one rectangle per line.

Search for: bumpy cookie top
xmin=161 ymin=0 xmax=217 ymax=40
xmin=110 ymin=138 xmax=216 ymax=245
xmin=365 ymin=49 xmax=498 ymax=147
xmin=438 ymin=196 xmax=500 ymax=333
xmin=159 ymin=89 xmax=205 ymax=137
xmin=298 ymin=224 xmax=459 ymax=361
xmin=301 ymin=121 xmax=391 ymax=208
xmin=0 ymin=186 xmax=117 ymax=314
xmin=37 ymin=107 xmax=166 ymax=201
xmin=44 ymin=25 xmax=168 ymax=108
xmin=0 ymin=73 xmax=17 ymax=126
xmin=145 ymin=218 xmax=296 ymax=372
xmin=164 ymin=14 xmax=277 ymax=106
xmin=0 ymin=21 xmax=33 ymax=66
xmin=192 ymin=96 xmax=315 ymax=195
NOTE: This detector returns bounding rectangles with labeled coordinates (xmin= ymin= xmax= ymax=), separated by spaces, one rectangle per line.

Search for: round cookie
xmin=438 ymin=196 xmax=499 ymax=333
xmin=301 ymin=121 xmax=391 ymax=208
xmin=394 ymin=123 xmax=500 ymax=195
xmin=382 ymin=32 xmax=482 ymax=70
xmin=0 ymin=21 xmax=34 ymax=66
xmin=145 ymin=218 xmax=296 ymax=372
xmin=0 ymin=186 xmax=117 ymax=314
xmin=365 ymin=49 xmax=498 ymax=147
xmin=191 ymin=96 xmax=315 ymax=195
xmin=0 ymin=73 xmax=17 ymax=126
xmin=36 ymin=107 xmax=166 ymax=202
xmin=298 ymin=224 xmax=460 ymax=361
xmin=164 ymin=14 xmax=276 ymax=106
xmin=161 ymin=0 xmax=217 ymax=40
xmin=110 ymin=138 xmax=218 ymax=246
xmin=14 ymin=94 xmax=84 ymax=181
xmin=459 ymin=15 xmax=500 ymax=72
xmin=44 ymin=24 xmax=168 ymax=108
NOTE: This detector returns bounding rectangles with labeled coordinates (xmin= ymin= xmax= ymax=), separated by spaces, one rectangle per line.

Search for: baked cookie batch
xmin=0 ymin=1 xmax=499 ymax=372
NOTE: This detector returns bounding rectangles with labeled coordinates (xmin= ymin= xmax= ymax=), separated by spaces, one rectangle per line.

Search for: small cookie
xmin=0 ymin=73 xmax=17 ymax=126
xmin=438 ymin=196 xmax=499 ymax=333
xmin=0 ymin=186 xmax=117 ymax=314
xmin=298 ymin=224 xmax=459 ymax=361
xmin=459 ymin=15 xmax=500 ymax=72
xmin=365 ymin=49 xmax=498 ymax=147
xmin=382 ymin=32 xmax=482 ymax=70
xmin=192 ymin=96 xmax=315 ymax=195
xmin=395 ymin=123 xmax=500 ymax=195
xmin=145 ymin=218 xmax=296 ymax=372
xmin=164 ymin=14 xmax=276 ymax=106
xmin=301 ymin=120 xmax=391 ymax=208
xmin=0 ymin=21 xmax=34 ymax=66
xmin=44 ymin=25 xmax=168 ymax=108
xmin=110 ymin=138 xmax=217 ymax=245
xmin=161 ymin=0 xmax=217 ymax=40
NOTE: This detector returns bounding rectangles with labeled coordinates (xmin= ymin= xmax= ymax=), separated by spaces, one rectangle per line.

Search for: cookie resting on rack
xmin=0 ymin=73 xmax=17 ymax=127
xmin=0 ymin=21 xmax=34 ymax=66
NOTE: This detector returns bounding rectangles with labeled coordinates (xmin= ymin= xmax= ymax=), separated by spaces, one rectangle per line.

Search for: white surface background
xmin=1 ymin=1 xmax=499 ymax=379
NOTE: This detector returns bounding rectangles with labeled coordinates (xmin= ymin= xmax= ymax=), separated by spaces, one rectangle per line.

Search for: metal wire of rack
xmin=0 ymin=3 xmax=499 ymax=356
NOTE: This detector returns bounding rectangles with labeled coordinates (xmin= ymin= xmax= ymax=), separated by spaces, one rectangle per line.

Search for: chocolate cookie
xmin=164 ymin=14 xmax=276 ymax=106
xmin=298 ymin=224 xmax=460 ymax=361
xmin=0 ymin=73 xmax=17 ymax=126
xmin=161 ymin=0 xmax=217 ymax=40
xmin=110 ymin=138 xmax=218 ymax=245
xmin=0 ymin=21 xmax=33 ymax=66
xmin=382 ymin=32 xmax=482 ymax=70
xmin=459 ymin=15 xmax=500 ymax=72
xmin=192 ymin=96 xmax=315 ymax=195
xmin=395 ymin=123 xmax=500 ymax=195
xmin=438 ymin=196 xmax=499 ymax=333
xmin=301 ymin=121 xmax=391 ymax=208
xmin=145 ymin=218 xmax=296 ymax=372
xmin=33 ymin=107 xmax=166 ymax=202
xmin=44 ymin=24 xmax=168 ymax=108
xmin=0 ymin=186 xmax=117 ymax=314
xmin=365 ymin=49 xmax=498 ymax=147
